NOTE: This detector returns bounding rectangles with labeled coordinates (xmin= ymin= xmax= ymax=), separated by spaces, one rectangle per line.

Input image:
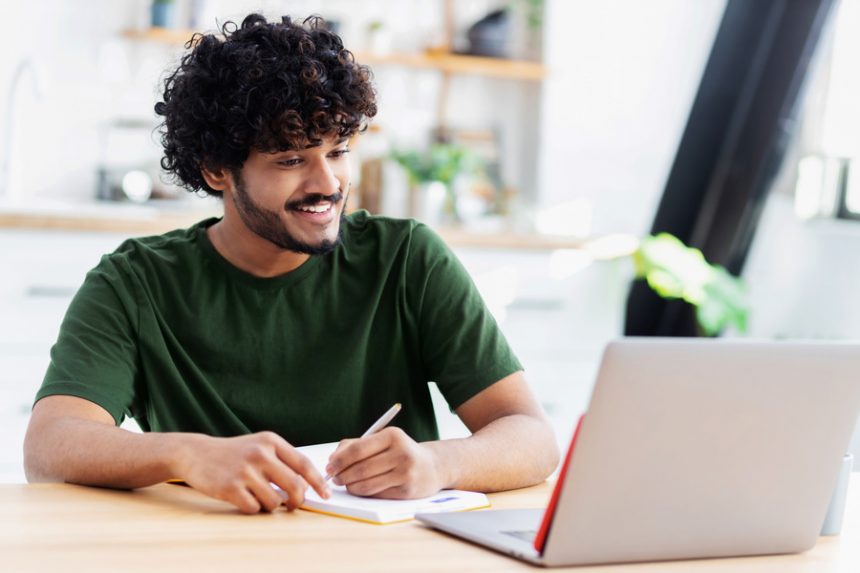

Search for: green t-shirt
xmin=36 ymin=212 xmax=522 ymax=445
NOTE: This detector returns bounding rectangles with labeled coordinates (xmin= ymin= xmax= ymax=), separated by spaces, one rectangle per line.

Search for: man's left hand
xmin=325 ymin=427 xmax=447 ymax=499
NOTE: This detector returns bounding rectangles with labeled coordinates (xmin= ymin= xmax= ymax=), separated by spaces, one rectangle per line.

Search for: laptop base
xmin=416 ymin=508 xmax=545 ymax=565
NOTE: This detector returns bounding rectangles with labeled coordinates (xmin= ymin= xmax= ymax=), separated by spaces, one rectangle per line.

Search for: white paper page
xmin=280 ymin=442 xmax=489 ymax=523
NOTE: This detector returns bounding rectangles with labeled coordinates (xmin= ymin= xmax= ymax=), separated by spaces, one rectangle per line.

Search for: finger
xmin=272 ymin=441 xmax=329 ymax=499
xmin=326 ymin=439 xmax=356 ymax=477
xmin=327 ymin=432 xmax=392 ymax=477
xmin=278 ymin=476 xmax=309 ymax=512
xmin=369 ymin=485 xmax=411 ymax=500
xmin=276 ymin=476 xmax=309 ymax=512
xmin=227 ymin=487 xmax=263 ymax=514
xmin=264 ymin=463 xmax=309 ymax=511
xmin=333 ymin=450 xmax=399 ymax=487
xmin=331 ymin=438 xmax=356 ymax=456
xmin=246 ymin=472 xmax=288 ymax=513
xmin=345 ymin=469 xmax=401 ymax=498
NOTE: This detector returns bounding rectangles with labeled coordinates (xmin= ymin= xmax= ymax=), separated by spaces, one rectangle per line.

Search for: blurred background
xmin=0 ymin=0 xmax=858 ymax=482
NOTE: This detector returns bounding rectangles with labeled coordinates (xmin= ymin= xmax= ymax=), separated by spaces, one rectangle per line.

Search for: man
xmin=23 ymin=14 xmax=559 ymax=514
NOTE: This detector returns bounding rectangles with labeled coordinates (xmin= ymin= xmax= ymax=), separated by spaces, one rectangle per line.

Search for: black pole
xmin=625 ymin=0 xmax=837 ymax=337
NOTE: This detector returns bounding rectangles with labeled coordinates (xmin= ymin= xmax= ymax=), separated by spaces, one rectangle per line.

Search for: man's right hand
xmin=173 ymin=431 xmax=330 ymax=514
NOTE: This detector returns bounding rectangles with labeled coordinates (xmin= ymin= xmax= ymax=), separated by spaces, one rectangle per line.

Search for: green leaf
xmin=390 ymin=144 xmax=479 ymax=186
xmin=634 ymin=233 xmax=748 ymax=335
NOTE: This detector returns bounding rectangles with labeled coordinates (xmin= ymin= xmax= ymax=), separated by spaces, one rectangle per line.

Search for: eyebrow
xmin=270 ymin=138 xmax=349 ymax=158
xmin=303 ymin=137 xmax=349 ymax=150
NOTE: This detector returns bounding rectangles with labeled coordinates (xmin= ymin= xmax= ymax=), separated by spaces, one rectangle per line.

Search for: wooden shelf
xmin=0 ymin=206 xmax=220 ymax=236
xmin=122 ymin=28 xmax=546 ymax=81
xmin=122 ymin=27 xmax=200 ymax=45
xmin=356 ymin=50 xmax=545 ymax=81
xmin=0 ymin=208 xmax=584 ymax=250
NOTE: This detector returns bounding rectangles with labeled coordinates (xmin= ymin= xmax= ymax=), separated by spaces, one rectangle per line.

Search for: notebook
xmin=285 ymin=442 xmax=490 ymax=524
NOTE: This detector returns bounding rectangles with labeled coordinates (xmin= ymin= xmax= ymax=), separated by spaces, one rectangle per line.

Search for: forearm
xmin=24 ymin=416 xmax=196 ymax=489
xmin=426 ymin=414 xmax=560 ymax=492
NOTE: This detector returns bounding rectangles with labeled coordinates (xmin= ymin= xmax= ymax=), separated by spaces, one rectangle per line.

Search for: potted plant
xmin=391 ymin=144 xmax=479 ymax=224
xmin=366 ymin=20 xmax=392 ymax=55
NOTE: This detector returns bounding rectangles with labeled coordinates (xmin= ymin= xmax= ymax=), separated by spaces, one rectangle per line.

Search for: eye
xmin=278 ymin=157 xmax=303 ymax=167
xmin=329 ymin=148 xmax=350 ymax=158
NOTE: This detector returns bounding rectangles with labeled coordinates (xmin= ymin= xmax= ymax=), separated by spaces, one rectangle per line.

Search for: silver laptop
xmin=417 ymin=338 xmax=860 ymax=567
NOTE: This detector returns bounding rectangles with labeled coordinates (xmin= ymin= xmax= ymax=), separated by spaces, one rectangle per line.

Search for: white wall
xmin=537 ymin=0 xmax=725 ymax=236
xmin=743 ymin=195 xmax=860 ymax=341
xmin=0 ymin=1 xmax=169 ymax=202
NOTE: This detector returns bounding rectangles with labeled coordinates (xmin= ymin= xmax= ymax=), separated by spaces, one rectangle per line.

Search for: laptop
xmin=416 ymin=338 xmax=860 ymax=567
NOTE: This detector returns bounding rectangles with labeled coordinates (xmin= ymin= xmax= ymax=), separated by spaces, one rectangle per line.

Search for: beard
xmin=231 ymin=171 xmax=346 ymax=256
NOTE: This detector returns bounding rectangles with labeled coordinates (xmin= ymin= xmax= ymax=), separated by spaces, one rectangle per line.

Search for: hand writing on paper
xmin=325 ymin=427 xmax=446 ymax=499
xmin=174 ymin=431 xmax=330 ymax=514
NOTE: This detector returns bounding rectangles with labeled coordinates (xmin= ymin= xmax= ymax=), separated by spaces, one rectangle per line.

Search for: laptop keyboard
xmin=502 ymin=529 xmax=537 ymax=544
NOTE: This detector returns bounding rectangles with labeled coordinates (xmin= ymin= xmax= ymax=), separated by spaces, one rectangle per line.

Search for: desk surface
xmin=2 ymin=478 xmax=859 ymax=573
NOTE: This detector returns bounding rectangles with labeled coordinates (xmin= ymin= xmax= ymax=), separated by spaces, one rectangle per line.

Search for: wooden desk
xmin=2 ymin=478 xmax=859 ymax=572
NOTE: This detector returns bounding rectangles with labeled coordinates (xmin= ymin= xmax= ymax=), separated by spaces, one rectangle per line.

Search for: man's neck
xmin=207 ymin=214 xmax=310 ymax=278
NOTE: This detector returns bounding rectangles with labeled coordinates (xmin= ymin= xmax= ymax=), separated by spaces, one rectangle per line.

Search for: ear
xmin=200 ymin=166 xmax=234 ymax=194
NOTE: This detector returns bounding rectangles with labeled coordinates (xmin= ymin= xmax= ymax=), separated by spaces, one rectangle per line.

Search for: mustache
xmin=285 ymin=190 xmax=344 ymax=210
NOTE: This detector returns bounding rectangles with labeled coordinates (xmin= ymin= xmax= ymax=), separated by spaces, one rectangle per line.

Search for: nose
xmin=305 ymin=155 xmax=342 ymax=196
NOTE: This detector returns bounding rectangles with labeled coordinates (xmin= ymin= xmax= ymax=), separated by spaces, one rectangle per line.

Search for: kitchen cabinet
xmin=0 ymin=230 xmax=135 ymax=483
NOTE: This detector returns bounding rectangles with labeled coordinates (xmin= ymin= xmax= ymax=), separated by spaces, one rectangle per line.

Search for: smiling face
xmin=227 ymin=135 xmax=352 ymax=255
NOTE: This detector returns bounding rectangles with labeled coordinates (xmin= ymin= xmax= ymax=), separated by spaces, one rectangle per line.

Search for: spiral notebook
xmin=287 ymin=442 xmax=490 ymax=525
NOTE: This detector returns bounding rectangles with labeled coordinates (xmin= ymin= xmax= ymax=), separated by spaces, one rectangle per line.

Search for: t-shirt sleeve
xmin=35 ymin=257 xmax=140 ymax=425
xmin=407 ymin=223 xmax=523 ymax=409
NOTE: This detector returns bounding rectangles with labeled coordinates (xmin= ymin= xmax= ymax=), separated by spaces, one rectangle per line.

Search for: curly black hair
xmin=154 ymin=14 xmax=377 ymax=197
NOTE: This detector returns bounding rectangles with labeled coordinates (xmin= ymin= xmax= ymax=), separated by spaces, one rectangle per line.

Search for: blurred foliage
xmin=632 ymin=233 xmax=748 ymax=336
xmin=390 ymin=144 xmax=479 ymax=186
xmin=510 ymin=0 xmax=544 ymax=30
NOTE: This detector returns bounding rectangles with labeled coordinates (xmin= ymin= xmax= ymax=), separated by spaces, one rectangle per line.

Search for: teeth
xmin=298 ymin=202 xmax=331 ymax=213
